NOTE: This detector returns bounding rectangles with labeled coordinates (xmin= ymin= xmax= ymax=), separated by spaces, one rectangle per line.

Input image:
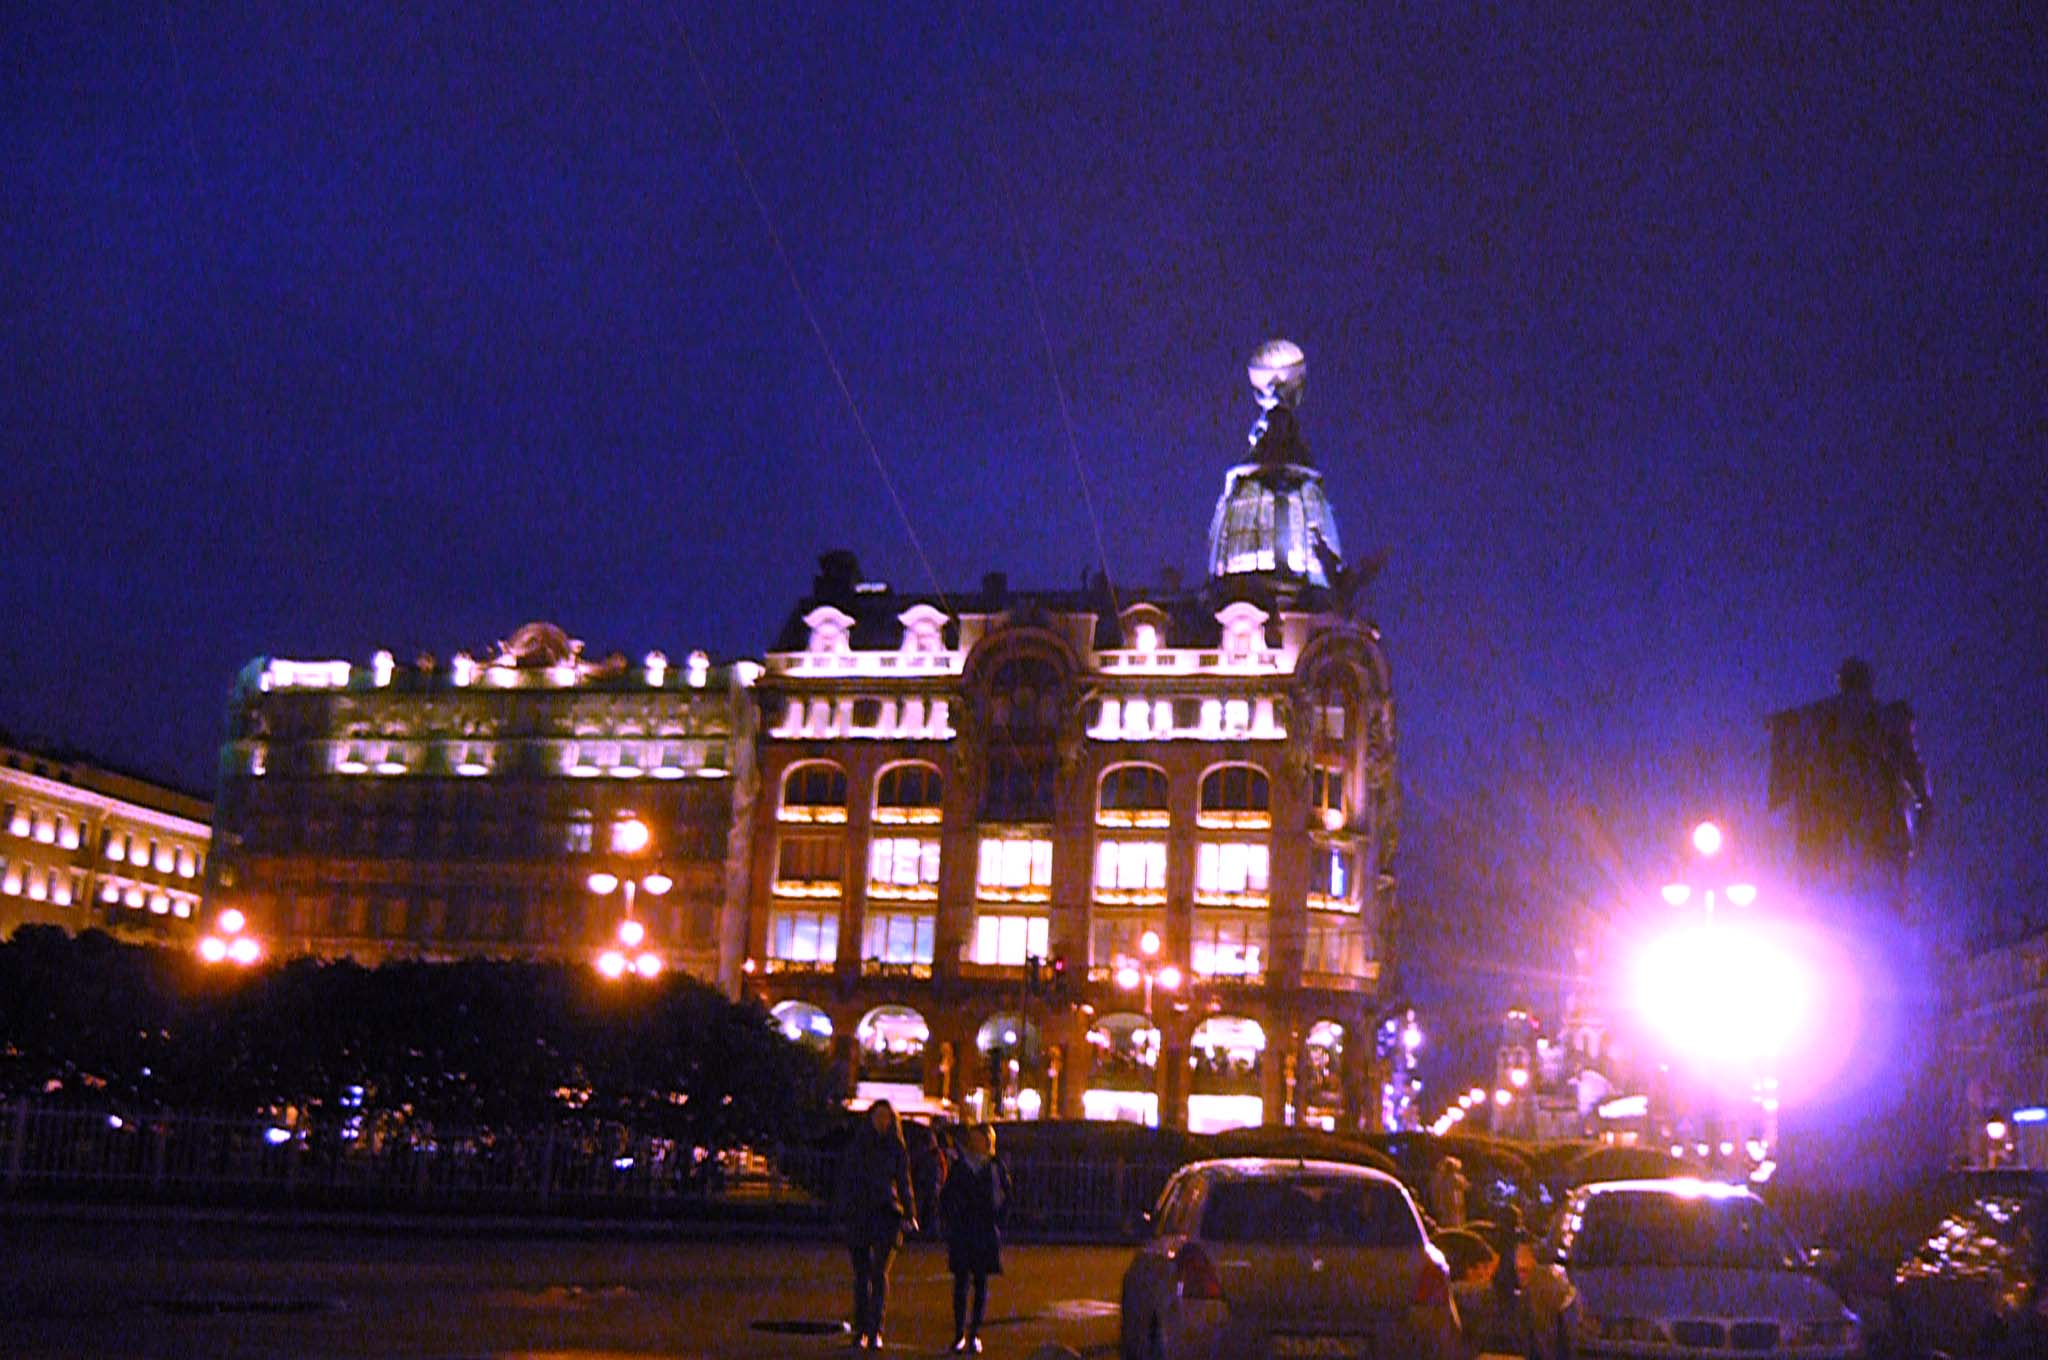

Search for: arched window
xmin=986 ymin=656 xmax=1064 ymax=740
xmin=1199 ymin=765 xmax=1270 ymax=828
xmin=779 ymin=762 xmax=849 ymax=823
xmin=1098 ymin=765 xmax=1169 ymax=828
xmin=875 ymin=763 xmax=944 ymax=824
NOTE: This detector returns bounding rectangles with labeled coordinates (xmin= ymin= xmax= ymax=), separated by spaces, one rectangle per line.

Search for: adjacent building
xmin=743 ymin=341 xmax=1399 ymax=1131
xmin=205 ymin=624 xmax=758 ymax=976
xmin=0 ymin=738 xmax=211 ymax=942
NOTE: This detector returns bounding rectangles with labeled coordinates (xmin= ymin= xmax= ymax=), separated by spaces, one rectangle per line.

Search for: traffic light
xmin=1050 ymin=954 xmax=1069 ymax=1004
xmin=1025 ymin=954 xmax=1043 ymax=996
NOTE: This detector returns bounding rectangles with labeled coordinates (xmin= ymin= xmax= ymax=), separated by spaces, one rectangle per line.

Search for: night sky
xmin=5 ymin=5 xmax=2044 ymax=1070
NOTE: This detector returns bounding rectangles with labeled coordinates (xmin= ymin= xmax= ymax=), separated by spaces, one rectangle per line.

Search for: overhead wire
xmin=677 ymin=22 xmax=950 ymax=611
xmin=977 ymin=108 xmax=1122 ymax=626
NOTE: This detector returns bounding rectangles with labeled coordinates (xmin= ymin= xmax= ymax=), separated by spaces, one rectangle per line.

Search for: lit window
xmin=1090 ymin=913 xmax=1167 ymax=968
xmin=1305 ymin=915 xmax=1364 ymax=975
xmin=3 ymin=805 xmax=22 ymax=837
xmin=1199 ymin=765 xmax=1270 ymax=828
xmin=767 ymin=908 xmax=840 ymax=963
xmin=57 ymin=817 xmax=79 ymax=850
xmin=875 ymin=764 xmax=943 ymax=824
xmin=1094 ymin=840 xmax=1167 ymax=902
xmin=1196 ymin=841 xmax=1270 ymax=902
xmin=861 ymin=910 xmax=936 ymax=965
xmin=33 ymin=813 xmax=55 ymax=844
xmin=1310 ymin=846 xmax=1355 ymax=905
xmin=1318 ymin=703 xmax=1347 ymax=741
xmin=1223 ymin=700 xmax=1250 ymax=734
xmin=1098 ymin=766 xmax=1169 ymax=828
xmin=971 ymin=912 xmax=1050 ymax=966
xmin=780 ymin=763 xmax=850 ymax=823
xmin=976 ymin=838 xmax=1053 ymax=901
xmin=105 ymin=831 xmax=125 ymax=861
xmin=1191 ymin=912 xmax=1267 ymax=977
xmin=1312 ymin=766 xmax=1345 ymax=825
xmin=1121 ymin=699 xmax=1150 ymax=737
xmin=1 ymin=865 xmax=18 ymax=895
xmin=178 ymin=849 xmax=196 ymax=878
xmin=867 ymin=837 xmax=940 ymax=898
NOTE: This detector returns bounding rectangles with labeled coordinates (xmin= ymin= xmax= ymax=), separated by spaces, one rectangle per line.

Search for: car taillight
xmin=1175 ymin=1243 xmax=1225 ymax=1301
xmin=1414 ymin=1245 xmax=1450 ymax=1308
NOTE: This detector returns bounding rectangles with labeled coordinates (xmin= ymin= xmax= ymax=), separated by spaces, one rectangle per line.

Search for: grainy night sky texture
xmin=5 ymin=5 xmax=2043 ymax=1061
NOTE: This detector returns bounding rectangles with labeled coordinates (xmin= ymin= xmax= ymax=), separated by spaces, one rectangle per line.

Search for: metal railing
xmin=0 ymin=1102 xmax=1177 ymax=1236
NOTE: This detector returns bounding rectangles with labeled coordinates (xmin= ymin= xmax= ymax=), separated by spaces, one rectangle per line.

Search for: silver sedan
xmin=1119 ymin=1158 xmax=1462 ymax=1360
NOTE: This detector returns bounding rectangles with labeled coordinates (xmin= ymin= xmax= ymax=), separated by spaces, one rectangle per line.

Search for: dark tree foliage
xmin=0 ymin=930 xmax=832 ymax=1151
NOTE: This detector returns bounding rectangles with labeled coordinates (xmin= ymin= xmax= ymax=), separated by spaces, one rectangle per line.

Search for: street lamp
xmin=1117 ymin=928 xmax=1180 ymax=1024
xmin=588 ymin=815 xmax=671 ymax=980
xmin=199 ymin=907 xmax=262 ymax=966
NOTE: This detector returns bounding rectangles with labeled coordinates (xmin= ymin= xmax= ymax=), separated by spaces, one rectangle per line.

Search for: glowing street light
xmin=1493 ymin=1088 xmax=1512 ymax=1107
xmin=1692 ymin=821 xmax=1724 ymax=857
xmin=198 ymin=936 xmax=228 ymax=964
xmin=588 ymin=816 xmax=671 ymax=979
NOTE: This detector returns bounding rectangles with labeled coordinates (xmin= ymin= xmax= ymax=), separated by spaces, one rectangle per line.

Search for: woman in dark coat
xmin=938 ymin=1121 xmax=1008 ymax=1354
xmin=836 ymin=1100 xmax=918 ymax=1351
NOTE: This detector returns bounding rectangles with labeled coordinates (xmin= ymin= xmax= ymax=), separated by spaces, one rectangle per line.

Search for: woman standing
xmin=837 ymin=1100 xmax=917 ymax=1351
xmin=938 ymin=1122 xmax=1008 ymax=1354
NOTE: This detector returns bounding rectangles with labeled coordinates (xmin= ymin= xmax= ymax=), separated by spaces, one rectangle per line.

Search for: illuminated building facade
xmin=746 ymin=342 xmax=1399 ymax=1131
xmin=0 ymin=738 xmax=211 ymax=942
xmin=206 ymin=623 xmax=758 ymax=977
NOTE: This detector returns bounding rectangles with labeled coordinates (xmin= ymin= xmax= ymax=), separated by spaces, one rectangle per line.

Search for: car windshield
xmin=1573 ymin=1192 xmax=1798 ymax=1271
xmin=1199 ymin=1178 xmax=1423 ymax=1247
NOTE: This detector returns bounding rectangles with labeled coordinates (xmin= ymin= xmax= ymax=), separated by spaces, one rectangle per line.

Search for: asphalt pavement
xmin=0 ymin=1213 xmax=1129 ymax=1359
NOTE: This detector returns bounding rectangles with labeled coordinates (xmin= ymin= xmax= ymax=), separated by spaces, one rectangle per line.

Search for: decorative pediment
xmin=898 ymin=604 xmax=949 ymax=654
xmin=1215 ymin=601 xmax=1269 ymax=659
xmin=802 ymin=605 xmax=856 ymax=655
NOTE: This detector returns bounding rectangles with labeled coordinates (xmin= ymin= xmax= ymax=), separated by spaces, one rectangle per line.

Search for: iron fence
xmin=0 ymin=1102 xmax=1175 ymax=1237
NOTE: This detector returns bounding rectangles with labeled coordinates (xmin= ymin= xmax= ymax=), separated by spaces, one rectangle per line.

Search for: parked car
xmin=1118 ymin=1157 xmax=1460 ymax=1360
xmin=1523 ymin=1178 xmax=1861 ymax=1360
xmin=1891 ymin=1171 xmax=2047 ymax=1359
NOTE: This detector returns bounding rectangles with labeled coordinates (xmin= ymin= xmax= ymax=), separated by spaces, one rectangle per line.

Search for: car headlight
xmin=1575 ymin=1313 xmax=1667 ymax=1344
xmin=1788 ymin=1317 xmax=1858 ymax=1349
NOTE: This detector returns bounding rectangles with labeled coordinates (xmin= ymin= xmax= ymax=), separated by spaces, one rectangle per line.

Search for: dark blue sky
xmin=5 ymin=5 xmax=2044 ymax=1056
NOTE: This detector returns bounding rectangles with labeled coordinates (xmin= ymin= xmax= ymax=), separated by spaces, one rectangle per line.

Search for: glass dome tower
xmin=1206 ymin=340 xmax=1345 ymax=594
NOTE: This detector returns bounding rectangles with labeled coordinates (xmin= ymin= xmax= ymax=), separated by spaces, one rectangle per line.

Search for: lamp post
xmin=588 ymin=815 xmax=672 ymax=980
xmin=1636 ymin=820 xmax=1795 ymax=1177
xmin=1115 ymin=928 xmax=1181 ymax=1127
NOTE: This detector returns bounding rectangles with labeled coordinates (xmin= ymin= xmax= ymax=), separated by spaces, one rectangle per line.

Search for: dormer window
xmin=1216 ymin=601 xmax=1268 ymax=662
xmin=1133 ymin=624 xmax=1158 ymax=653
xmin=898 ymin=604 xmax=949 ymax=656
xmin=804 ymin=605 xmax=856 ymax=655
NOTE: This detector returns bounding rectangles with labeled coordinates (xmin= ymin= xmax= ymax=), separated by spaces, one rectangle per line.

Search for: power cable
xmin=677 ymin=22 xmax=949 ymax=609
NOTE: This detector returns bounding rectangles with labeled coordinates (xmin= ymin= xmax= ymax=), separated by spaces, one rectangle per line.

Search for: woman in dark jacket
xmin=938 ymin=1122 xmax=1008 ymax=1354
xmin=836 ymin=1100 xmax=917 ymax=1350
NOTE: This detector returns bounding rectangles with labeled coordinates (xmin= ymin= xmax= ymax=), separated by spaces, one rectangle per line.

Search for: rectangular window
xmin=1310 ymin=846 xmax=1355 ymax=905
xmin=1094 ymin=839 xmax=1167 ymax=903
xmin=971 ymin=912 xmax=1050 ymax=966
xmin=1191 ymin=911 xmax=1267 ymax=978
xmin=976 ymin=837 xmax=1053 ymax=901
xmin=1304 ymin=912 xmax=1365 ymax=976
xmin=1196 ymin=841 xmax=1270 ymax=902
xmin=57 ymin=817 xmax=79 ymax=850
xmin=867 ymin=837 xmax=941 ymax=898
xmin=1312 ymin=766 xmax=1345 ymax=822
xmin=1090 ymin=912 xmax=1166 ymax=968
xmin=861 ymin=910 xmax=936 ymax=964
xmin=768 ymin=908 xmax=840 ymax=963
xmin=776 ymin=833 xmax=846 ymax=895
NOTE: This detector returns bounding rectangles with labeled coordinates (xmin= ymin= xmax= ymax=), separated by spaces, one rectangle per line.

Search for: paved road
xmin=0 ymin=1213 xmax=1130 ymax=1359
